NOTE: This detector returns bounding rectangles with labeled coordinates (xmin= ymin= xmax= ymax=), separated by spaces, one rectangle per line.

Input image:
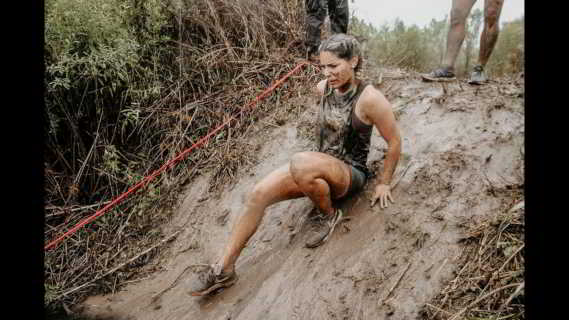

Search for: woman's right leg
xmin=218 ymin=164 xmax=305 ymax=274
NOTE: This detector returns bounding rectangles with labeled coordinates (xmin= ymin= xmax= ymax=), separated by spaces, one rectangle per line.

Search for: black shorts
xmin=344 ymin=165 xmax=367 ymax=198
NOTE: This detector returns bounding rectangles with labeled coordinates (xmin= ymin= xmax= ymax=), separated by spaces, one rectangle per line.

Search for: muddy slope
xmin=80 ymin=71 xmax=524 ymax=320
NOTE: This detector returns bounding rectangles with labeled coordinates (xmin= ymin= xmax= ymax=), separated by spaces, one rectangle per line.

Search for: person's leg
xmin=219 ymin=151 xmax=352 ymax=272
xmin=189 ymin=164 xmax=306 ymax=296
xmin=305 ymin=0 xmax=327 ymax=55
xmin=189 ymin=152 xmax=352 ymax=295
xmin=468 ymin=0 xmax=504 ymax=84
xmin=422 ymin=0 xmax=476 ymax=81
xmin=218 ymin=164 xmax=305 ymax=273
xmin=441 ymin=0 xmax=477 ymax=71
xmin=328 ymin=0 xmax=349 ymax=34
xmin=478 ymin=0 xmax=504 ymax=67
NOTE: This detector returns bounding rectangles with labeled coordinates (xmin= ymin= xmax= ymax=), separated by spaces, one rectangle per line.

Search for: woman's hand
xmin=370 ymin=183 xmax=394 ymax=209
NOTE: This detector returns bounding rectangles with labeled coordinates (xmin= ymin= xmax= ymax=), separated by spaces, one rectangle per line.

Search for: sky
xmin=351 ymin=0 xmax=525 ymax=29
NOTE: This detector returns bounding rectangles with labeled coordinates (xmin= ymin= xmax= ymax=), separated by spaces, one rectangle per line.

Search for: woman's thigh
xmin=251 ymin=164 xmax=306 ymax=206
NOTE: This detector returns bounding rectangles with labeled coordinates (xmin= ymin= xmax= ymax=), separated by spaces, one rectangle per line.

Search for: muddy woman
xmin=189 ymin=33 xmax=402 ymax=296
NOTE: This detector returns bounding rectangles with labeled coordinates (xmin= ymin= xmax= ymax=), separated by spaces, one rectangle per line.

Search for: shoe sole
xmin=189 ymin=276 xmax=238 ymax=297
xmin=421 ymin=74 xmax=456 ymax=82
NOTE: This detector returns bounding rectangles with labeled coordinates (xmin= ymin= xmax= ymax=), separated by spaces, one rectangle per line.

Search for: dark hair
xmin=318 ymin=33 xmax=363 ymax=72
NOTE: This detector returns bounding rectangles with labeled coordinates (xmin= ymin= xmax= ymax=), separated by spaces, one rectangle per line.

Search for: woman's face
xmin=319 ymin=51 xmax=358 ymax=91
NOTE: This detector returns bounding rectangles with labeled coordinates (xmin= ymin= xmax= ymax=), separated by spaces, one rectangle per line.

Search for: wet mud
xmin=79 ymin=71 xmax=524 ymax=320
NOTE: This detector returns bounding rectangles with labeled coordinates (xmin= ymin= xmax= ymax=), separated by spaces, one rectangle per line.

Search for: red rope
xmin=45 ymin=62 xmax=310 ymax=251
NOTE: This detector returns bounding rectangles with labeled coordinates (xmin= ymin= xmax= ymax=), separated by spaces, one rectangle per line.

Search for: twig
xmin=508 ymin=201 xmax=525 ymax=214
xmin=45 ymin=201 xmax=113 ymax=217
xmin=479 ymin=244 xmax=524 ymax=295
xmin=496 ymin=282 xmax=524 ymax=315
xmin=151 ymin=263 xmax=210 ymax=303
xmin=390 ymin=160 xmax=414 ymax=190
xmin=448 ymin=283 xmax=521 ymax=320
xmin=393 ymin=94 xmax=422 ymax=114
xmin=420 ymin=104 xmax=432 ymax=115
xmin=425 ymin=303 xmax=453 ymax=316
xmin=432 ymin=257 xmax=449 ymax=282
xmin=55 ymin=230 xmax=180 ymax=301
xmin=378 ymin=262 xmax=412 ymax=306
xmin=426 ymin=222 xmax=448 ymax=249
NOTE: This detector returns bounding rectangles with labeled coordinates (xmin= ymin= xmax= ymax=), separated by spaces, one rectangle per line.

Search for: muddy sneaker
xmin=188 ymin=264 xmax=238 ymax=296
xmin=468 ymin=65 xmax=488 ymax=85
xmin=421 ymin=67 xmax=456 ymax=82
xmin=305 ymin=208 xmax=343 ymax=248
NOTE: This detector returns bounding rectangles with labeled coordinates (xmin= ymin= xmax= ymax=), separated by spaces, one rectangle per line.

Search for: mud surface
xmin=79 ymin=70 xmax=524 ymax=320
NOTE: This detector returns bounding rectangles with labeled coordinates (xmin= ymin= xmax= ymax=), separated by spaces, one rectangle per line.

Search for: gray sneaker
xmin=421 ymin=67 xmax=456 ymax=82
xmin=305 ymin=208 xmax=344 ymax=248
xmin=188 ymin=264 xmax=238 ymax=296
xmin=468 ymin=65 xmax=488 ymax=85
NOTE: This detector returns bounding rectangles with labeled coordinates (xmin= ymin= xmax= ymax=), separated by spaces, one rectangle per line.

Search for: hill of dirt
xmin=77 ymin=68 xmax=524 ymax=320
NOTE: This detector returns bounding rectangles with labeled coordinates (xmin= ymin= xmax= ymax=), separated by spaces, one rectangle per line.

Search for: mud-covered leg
xmin=468 ymin=0 xmax=504 ymax=84
xmin=478 ymin=0 xmax=504 ymax=67
xmin=441 ymin=0 xmax=477 ymax=70
xmin=219 ymin=164 xmax=305 ymax=273
xmin=189 ymin=164 xmax=305 ymax=296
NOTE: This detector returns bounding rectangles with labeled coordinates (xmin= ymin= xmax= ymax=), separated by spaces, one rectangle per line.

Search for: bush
xmin=44 ymin=0 xmax=308 ymax=314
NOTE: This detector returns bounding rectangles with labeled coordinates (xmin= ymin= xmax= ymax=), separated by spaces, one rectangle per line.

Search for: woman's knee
xmin=247 ymin=182 xmax=270 ymax=208
xmin=484 ymin=12 xmax=500 ymax=30
xmin=484 ymin=0 xmax=503 ymax=28
xmin=290 ymin=152 xmax=319 ymax=185
xmin=449 ymin=8 xmax=469 ymax=27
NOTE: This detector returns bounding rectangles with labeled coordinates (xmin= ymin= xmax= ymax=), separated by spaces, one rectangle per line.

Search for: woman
xmin=189 ymin=33 xmax=402 ymax=296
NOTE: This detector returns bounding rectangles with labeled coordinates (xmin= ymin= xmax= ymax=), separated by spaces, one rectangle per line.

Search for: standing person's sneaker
xmin=421 ymin=67 xmax=456 ymax=82
xmin=305 ymin=208 xmax=344 ymax=248
xmin=188 ymin=264 xmax=238 ymax=296
xmin=468 ymin=65 xmax=488 ymax=85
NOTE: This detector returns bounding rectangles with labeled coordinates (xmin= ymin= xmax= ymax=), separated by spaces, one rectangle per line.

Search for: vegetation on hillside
xmin=44 ymin=0 xmax=311 ymax=314
xmin=349 ymin=11 xmax=524 ymax=77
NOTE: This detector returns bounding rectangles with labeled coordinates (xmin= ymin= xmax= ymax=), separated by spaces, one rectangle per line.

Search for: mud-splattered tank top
xmin=318 ymin=80 xmax=373 ymax=176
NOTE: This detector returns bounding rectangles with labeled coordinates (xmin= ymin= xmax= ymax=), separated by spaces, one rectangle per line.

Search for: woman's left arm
xmin=360 ymin=87 xmax=402 ymax=209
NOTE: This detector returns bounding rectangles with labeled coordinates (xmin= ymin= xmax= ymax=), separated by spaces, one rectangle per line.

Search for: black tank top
xmin=317 ymin=80 xmax=373 ymax=176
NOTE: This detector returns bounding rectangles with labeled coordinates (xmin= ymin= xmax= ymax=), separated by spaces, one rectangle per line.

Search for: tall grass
xmin=44 ymin=0 xmax=309 ymax=314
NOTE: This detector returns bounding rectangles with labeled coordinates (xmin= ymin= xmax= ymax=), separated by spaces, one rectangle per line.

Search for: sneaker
xmin=468 ymin=65 xmax=488 ymax=85
xmin=421 ymin=67 xmax=456 ymax=82
xmin=305 ymin=208 xmax=343 ymax=248
xmin=188 ymin=264 xmax=238 ymax=296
